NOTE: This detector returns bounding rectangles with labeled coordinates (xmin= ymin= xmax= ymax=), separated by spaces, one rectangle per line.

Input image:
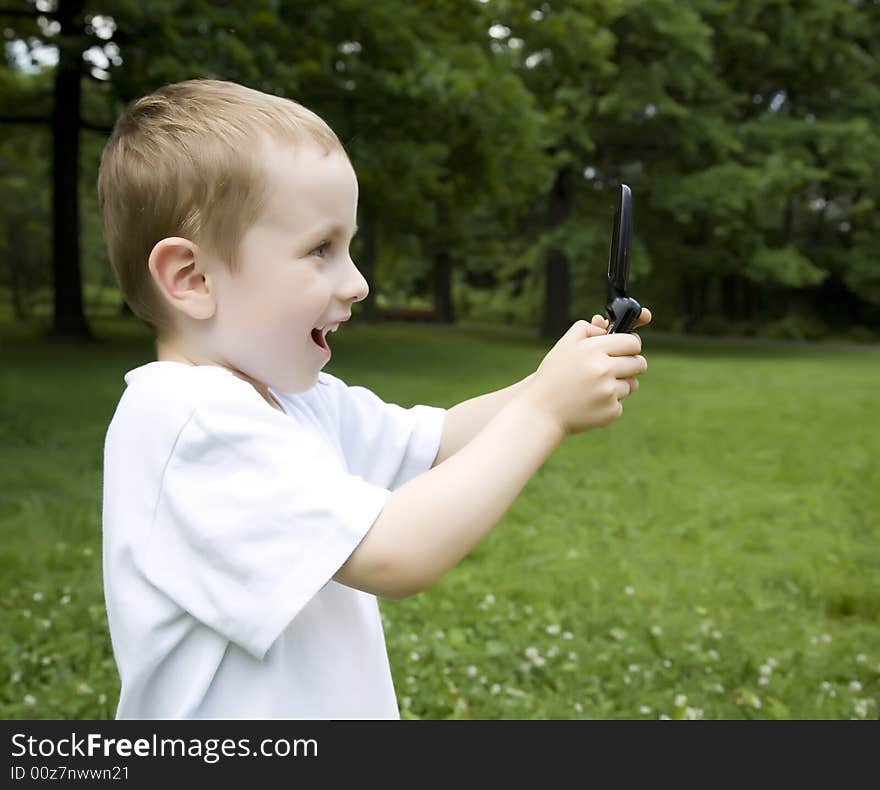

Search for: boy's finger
xmin=635 ymin=307 xmax=652 ymax=327
xmin=591 ymin=314 xmax=610 ymax=330
xmin=584 ymin=320 xmax=608 ymax=338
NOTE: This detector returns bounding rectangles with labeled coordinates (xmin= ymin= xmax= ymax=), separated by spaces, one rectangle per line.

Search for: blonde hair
xmin=96 ymin=79 xmax=346 ymax=339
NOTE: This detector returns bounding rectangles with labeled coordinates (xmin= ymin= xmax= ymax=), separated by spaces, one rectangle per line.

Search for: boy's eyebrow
xmin=303 ymin=221 xmax=359 ymax=239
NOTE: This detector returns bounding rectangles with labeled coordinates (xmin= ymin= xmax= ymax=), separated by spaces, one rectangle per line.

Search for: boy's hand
xmin=590 ymin=308 xmax=651 ymax=397
xmin=519 ymin=320 xmax=647 ymax=438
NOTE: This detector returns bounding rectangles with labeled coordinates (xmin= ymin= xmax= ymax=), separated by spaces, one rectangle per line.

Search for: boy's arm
xmin=333 ymin=389 xmax=565 ymax=600
xmin=431 ymin=372 xmax=537 ymax=467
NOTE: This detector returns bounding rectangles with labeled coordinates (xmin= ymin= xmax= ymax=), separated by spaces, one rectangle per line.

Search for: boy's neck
xmin=155 ymin=339 xmax=286 ymax=414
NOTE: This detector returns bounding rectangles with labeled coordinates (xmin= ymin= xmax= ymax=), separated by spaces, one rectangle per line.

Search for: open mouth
xmin=311 ymin=327 xmax=330 ymax=351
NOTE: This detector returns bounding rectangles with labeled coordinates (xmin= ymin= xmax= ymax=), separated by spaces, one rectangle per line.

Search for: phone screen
xmin=608 ymin=184 xmax=632 ymax=287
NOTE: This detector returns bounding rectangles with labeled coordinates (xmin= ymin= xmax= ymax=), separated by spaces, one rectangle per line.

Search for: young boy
xmin=98 ymin=79 xmax=650 ymax=720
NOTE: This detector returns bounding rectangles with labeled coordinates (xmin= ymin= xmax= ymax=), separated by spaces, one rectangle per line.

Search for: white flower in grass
xmin=23 ymin=694 xmax=37 ymax=707
xmin=98 ymin=694 xmax=107 ymax=705
xmin=40 ymin=656 xmax=51 ymax=666
xmin=712 ymin=630 xmax=722 ymax=640
xmin=434 ymin=630 xmax=445 ymax=639
xmin=82 ymin=547 xmax=93 ymax=556
xmin=76 ymin=682 xmax=93 ymax=695
xmin=32 ymin=592 xmax=43 ymax=602
xmin=546 ymin=624 xmax=561 ymax=635
xmin=820 ymin=681 xmax=832 ymax=692
xmin=547 ymin=646 xmax=559 ymax=658
xmin=759 ymin=664 xmax=772 ymax=677
xmin=466 ymin=666 xmax=478 ymax=678
xmin=566 ymin=549 xmax=579 ymax=559
xmin=639 ymin=705 xmax=652 ymax=715
xmin=568 ymin=651 xmax=577 ymax=660
xmin=758 ymin=676 xmax=769 ymax=687
xmin=623 ymin=675 xmax=631 ymax=685
xmin=409 ymin=633 xmax=419 ymax=642
xmin=821 ymin=633 xmax=832 ymax=644
xmin=663 ymin=659 xmax=672 ymax=668
xmin=624 ymin=586 xmax=635 ymax=596
xmin=490 ymin=684 xmax=502 ymax=695
xmin=483 ymin=593 xmax=496 ymax=606
xmin=60 ymin=595 xmax=71 ymax=605
xmin=525 ymin=646 xmax=540 ymax=660
xmin=563 ymin=631 xmax=573 ymax=640
xmin=674 ymin=694 xmax=688 ymax=708
xmin=573 ymin=702 xmax=583 ymax=713
xmin=855 ymin=653 xmax=867 ymax=664
xmin=524 ymin=605 xmax=533 ymax=614
xmin=402 ymin=697 xmax=412 ymax=709
xmin=854 ymin=700 xmax=869 ymax=719
xmin=683 ymin=706 xmax=703 ymax=720
xmin=767 ymin=657 xmax=778 ymax=669
xmin=39 ymin=618 xmax=51 ymax=629
xmin=849 ymin=681 xmax=863 ymax=693
xmin=409 ymin=651 xmax=420 ymax=662
xmin=21 ymin=609 xmax=31 ymax=619
xmin=628 ymin=664 xmax=640 ymax=673
xmin=706 ymin=649 xmax=720 ymax=662
xmin=659 ymin=714 xmax=671 ymax=720
xmin=406 ymin=676 xmax=416 ymax=685
xmin=650 ymin=625 xmax=663 ymax=638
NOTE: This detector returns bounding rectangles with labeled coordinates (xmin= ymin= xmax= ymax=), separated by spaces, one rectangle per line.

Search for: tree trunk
xmin=721 ymin=273 xmax=738 ymax=320
xmin=431 ymin=246 xmax=455 ymax=324
xmin=47 ymin=0 xmax=92 ymax=342
xmin=541 ymin=249 xmax=570 ymax=339
xmin=540 ymin=164 xmax=576 ymax=340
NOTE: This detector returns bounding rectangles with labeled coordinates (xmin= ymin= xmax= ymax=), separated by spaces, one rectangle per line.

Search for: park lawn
xmin=0 ymin=314 xmax=878 ymax=720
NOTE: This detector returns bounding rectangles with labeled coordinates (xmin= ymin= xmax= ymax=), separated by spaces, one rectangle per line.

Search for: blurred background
xmin=3 ymin=0 xmax=880 ymax=341
xmin=1 ymin=0 xmax=877 ymax=720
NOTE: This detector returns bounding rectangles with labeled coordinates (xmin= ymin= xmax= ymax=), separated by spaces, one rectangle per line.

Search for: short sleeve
xmin=323 ymin=374 xmax=447 ymax=490
xmin=135 ymin=398 xmax=391 ymax=661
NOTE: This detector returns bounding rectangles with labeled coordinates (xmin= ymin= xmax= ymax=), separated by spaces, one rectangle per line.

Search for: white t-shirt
xmin=101 ymin=361 xmax=446 ymax=719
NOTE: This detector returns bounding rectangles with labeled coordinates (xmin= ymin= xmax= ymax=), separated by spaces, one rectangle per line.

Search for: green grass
xmin=1 ymin=314 xmax=878 ymax=720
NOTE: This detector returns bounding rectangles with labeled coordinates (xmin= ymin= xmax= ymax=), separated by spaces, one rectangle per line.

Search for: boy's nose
xmin=341 ymin=260 xmax=370 ymax=303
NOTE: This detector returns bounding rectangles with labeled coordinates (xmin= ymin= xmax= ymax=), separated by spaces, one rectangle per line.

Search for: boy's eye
xmin=310 ymin=240 xmax=330 ymax=257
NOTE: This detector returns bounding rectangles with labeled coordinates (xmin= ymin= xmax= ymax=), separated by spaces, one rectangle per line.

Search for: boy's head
xmin=97 ymin=79 xmax=368 ymax=397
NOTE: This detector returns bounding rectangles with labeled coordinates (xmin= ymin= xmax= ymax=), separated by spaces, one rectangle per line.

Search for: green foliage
xmin=2 ymin=1 xmax=880 ymax=328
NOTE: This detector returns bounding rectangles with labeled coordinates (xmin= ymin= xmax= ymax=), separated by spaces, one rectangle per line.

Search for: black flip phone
xmin=605 ymin=183 xmax=641 ymax=334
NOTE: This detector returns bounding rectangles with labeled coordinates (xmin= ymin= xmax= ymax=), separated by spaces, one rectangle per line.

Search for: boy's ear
xmin=148 ymin=237 xmax=217 ymax=321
